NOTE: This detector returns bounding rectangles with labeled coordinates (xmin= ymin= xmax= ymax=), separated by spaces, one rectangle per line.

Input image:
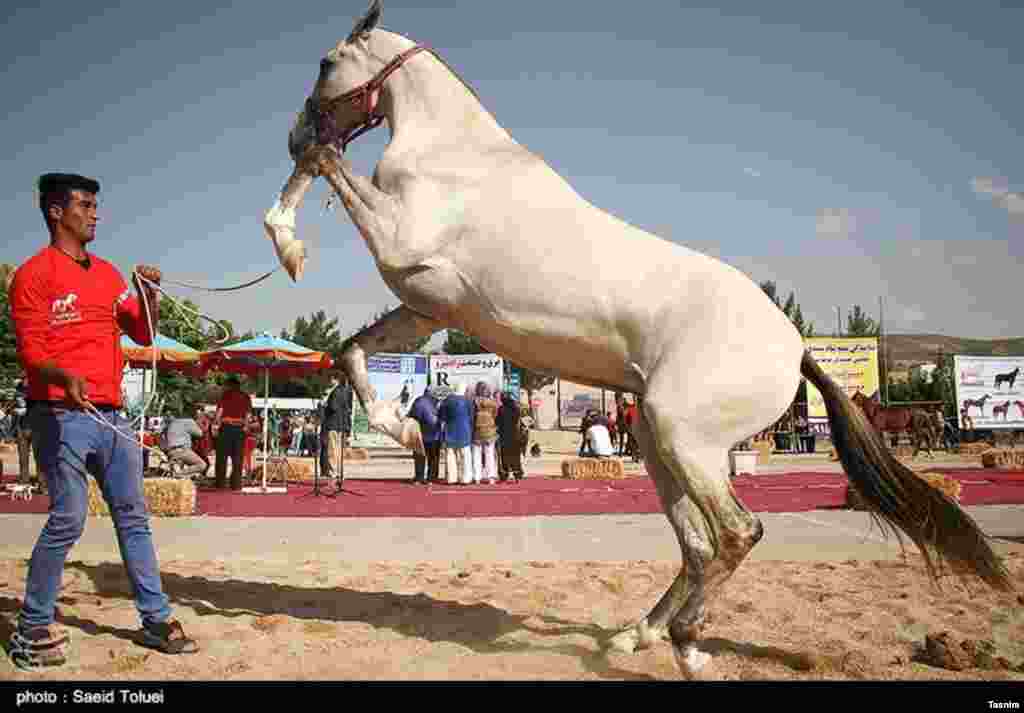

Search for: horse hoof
xmin=606 ymin=621 xmax=658 ymax=654
xmin=672 ymin=645 xmax=713 ymax=680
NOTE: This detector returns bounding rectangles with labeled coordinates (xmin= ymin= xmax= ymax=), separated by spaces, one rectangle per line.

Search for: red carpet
xmin=2 ymin=470 xmax=1024 ymax=518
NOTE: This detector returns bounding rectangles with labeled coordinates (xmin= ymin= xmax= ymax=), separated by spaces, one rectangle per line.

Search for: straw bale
xmin=345 ymin=448 xmax=370 ymax=461
xmin=980 ymin=448 xmax=1024 ymax=469
xmin=754 ymin=440 xmax=773 ymax=465
xmin=87 ymin=477 xmax=195 ymax=517
xmin=561 ymin=457 xmax=625 ymax=480
xmin=0 ymin=443 xmax=15 ymax=454
xmin=958 ymin=442 xmax=994 ymax=457
xmin=846 ymin=470 xmax=960 ymax=510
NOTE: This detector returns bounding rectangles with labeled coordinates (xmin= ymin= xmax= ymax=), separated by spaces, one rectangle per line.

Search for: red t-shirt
xmin=217 ymin=389 xmax=252 ymax=423
xmin=10 ymin=246 xmax=154 ymax=407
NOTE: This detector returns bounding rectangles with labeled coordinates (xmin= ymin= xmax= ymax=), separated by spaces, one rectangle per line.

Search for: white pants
xmin=448 ymin=446 xmax=473 ymax=485
xmin=471 ymin=440 xmax=497 ymax=483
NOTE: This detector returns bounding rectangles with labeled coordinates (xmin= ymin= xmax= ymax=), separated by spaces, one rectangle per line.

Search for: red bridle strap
xmin=312 ymin=45 xmax=432 ymax=152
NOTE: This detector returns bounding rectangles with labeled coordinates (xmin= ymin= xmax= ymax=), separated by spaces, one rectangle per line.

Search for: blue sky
xmin=2 ymin=1 xmax=1021 ymax=341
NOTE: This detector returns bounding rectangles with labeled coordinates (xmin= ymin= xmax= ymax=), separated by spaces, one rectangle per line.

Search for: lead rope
xmin=81 ymin=267 xmax=282 ymax=459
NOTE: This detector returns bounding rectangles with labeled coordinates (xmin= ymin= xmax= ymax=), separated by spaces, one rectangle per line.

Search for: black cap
xmin=38 ymin=173 xmax=100 ymax=196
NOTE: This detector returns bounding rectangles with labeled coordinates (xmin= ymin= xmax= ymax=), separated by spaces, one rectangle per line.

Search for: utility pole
xmin=835 ymin=306 xmax=842 ymax=338
xmin=879 ymin=295 xmax=887 ymax=406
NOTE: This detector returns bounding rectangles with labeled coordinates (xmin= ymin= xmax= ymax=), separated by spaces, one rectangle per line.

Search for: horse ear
xmin=347 ymin=0 xmax=382 ymax=43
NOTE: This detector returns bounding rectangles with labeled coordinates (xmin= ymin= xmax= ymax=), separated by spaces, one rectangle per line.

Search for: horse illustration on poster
xmin=994 ymin=366 xmax=1020 ymax=391
xmin=260 ymin=1 xmax=1013 ymax=677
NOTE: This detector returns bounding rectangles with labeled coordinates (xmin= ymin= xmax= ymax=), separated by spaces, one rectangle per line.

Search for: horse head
xmin=292 ymin=0 xmax=422 ymax=163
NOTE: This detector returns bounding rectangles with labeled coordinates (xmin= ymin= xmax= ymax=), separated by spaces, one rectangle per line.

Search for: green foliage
xmin=845 ymin=305 xmax=879 ymax=337
xmin=0 ymin=263 xmax=18 ymax=389
xmin=759 ymin=280 xmax=815 ymax=337
xmin=442 ymin=329 xmax=485 ymax=355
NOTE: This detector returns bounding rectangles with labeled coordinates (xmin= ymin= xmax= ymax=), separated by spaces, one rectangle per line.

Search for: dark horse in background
xmin=994 ymin=366 xmax=1020 ymax=391
xmin=852 ymin=390 xmax=936 ymax=458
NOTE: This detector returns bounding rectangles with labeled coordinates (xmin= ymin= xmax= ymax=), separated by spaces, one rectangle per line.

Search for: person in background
xmin=12 ymin=376 xmax=41 ymax=488
xmin=471 ymin=382 xmax=500 ymax=484
xmin=606 ymin=409 xmax=618 ymax=452
xmin=439 ymin=382 xmax=475 ymax=485
xmin=161 ymin=407 xmax=206 ymax=479
xmin=496 ymin=392 xmax=525 ymax=482
xmin=319 ymin=372 xmax=353 ymax=487
xmin=8 ymin=172 xmax=197 ymax=667
xmin=623 ymin=398 xmax=640 ymax=462
xmin=192 ymin=406 xmax=213 ymax=474
xmin=408 ymin=386 xmax=442 ymax=484
xmin=214 ymin=375 xmax=251 ymax=490
xmin=583 ymin=413 xmax=615 ymax=458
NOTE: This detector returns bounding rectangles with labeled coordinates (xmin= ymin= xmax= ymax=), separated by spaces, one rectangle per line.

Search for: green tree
xmin=151 ymin=297 xmax=218 ymax=416
xmin=845 ymin=305 xmax=879 ymax=337
xmin=0 ymin=263 xmax=18 ymax=389
xmin=442 ymin=329 xmax=486 ymax=355
xmin=759 ymin=280 xmax=815 ymax=337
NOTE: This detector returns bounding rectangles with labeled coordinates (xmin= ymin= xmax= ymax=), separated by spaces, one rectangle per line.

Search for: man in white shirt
xmin=584 ymin=416 xmax=615 ymax=458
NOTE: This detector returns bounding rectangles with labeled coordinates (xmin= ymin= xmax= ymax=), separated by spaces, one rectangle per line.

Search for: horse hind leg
xmin=606 ymin=389 xmax=764 ymax=679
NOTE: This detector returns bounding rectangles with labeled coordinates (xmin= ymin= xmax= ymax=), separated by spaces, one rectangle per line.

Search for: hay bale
xmin=958 ymin=442 xmax=994 ymax=457
xmin=561 ymin=457 xmax=626 ymax=480
xmin=0 ymin=443 xmax=16 ymax=454
xmin=981 ymin=448 xmax=1024 ymax=469
xmin=87 ymin=477 xmax=195 ymax=517
xmin=754 ymin=440 xmax=773 ymax=465
xmin=345 ymin=448 xmax=370 ymax=461
xmin=847 ymin=470 xmax=961 ymax=510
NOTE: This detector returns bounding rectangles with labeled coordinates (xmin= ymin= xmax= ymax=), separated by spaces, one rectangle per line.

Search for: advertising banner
xmin=350 ymin=353 xmax=429 ymax=448
xmin=428 ymin=354 xmax=504 ymax=397
xmin=953 ymin=355 xmax=1024 ymax=430
xmin=804 ymin=337 xmax=880 ymax=422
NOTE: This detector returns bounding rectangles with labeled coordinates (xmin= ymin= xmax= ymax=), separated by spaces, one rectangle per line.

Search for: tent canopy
xmin=120 ymin=333 xmax=200 ymax=370
xmin=200 ymin=333 xmax=333 ymax=378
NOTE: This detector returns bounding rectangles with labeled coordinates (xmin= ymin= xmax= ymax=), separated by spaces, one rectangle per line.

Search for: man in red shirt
xmin=214 ymin=375 xmax=252 ymax=490
xmin=7 ymin=173 xmax=198 ymax=668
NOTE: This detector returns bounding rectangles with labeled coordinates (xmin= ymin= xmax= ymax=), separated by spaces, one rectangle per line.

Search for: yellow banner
xmin=804 ymin=337 xmax=880 ymax=420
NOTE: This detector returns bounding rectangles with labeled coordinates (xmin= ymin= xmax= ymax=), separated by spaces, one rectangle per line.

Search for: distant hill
xmin=881 ymin=334 xmax=1024 ymax=366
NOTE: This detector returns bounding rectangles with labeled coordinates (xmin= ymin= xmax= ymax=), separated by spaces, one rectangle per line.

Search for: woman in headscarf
xmin=496 ymin=392 xmax=524 ymax=482
xmin=471 ymin=381 xmax=500 ymax=484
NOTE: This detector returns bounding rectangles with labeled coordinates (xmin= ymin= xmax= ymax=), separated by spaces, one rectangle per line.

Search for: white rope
xmin=81 ymin=269 xmax=273 ymax=459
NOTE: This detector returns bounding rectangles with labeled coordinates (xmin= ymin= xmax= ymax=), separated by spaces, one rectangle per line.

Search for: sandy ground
xmin=1 ymin=549 xmax=1022 ymax=681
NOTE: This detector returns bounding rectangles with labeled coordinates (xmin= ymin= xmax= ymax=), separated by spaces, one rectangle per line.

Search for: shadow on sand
xmin=37 ymin=560 xmax=665 ymax=680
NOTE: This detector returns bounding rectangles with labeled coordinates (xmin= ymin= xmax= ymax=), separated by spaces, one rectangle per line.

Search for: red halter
xmin=311 ymin=45 xmax=431 ymax=153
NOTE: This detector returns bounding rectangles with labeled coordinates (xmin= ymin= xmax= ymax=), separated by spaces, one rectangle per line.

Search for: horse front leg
xmin=339 ymin=306 xmax=444 ymax=453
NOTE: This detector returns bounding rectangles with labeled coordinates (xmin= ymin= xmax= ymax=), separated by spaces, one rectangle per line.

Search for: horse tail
xmin=800 ymin=351 xmax=1013 ymax=592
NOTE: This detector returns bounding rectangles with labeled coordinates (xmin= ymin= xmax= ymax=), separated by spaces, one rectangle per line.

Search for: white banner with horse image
xmin=953 ymin=355 xmax=1024 ymax=430
xmin=350 ymin=353 xmax=430 ymax=448
xmin=803 ymin=337 xmax=880 ymax=426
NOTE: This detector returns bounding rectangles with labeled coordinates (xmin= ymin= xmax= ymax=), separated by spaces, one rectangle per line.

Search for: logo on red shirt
xmin=50 ymin=292 xmax=81 ymax=326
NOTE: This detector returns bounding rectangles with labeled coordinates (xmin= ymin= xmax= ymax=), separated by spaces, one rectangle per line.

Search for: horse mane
xmin=368 ymin=30 xmax=486 ymax=108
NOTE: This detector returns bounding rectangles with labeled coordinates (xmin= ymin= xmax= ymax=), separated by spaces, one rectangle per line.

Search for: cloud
xmin=815 ymin=208 xmax=857 ymax=239
xmin=896 ymin=305 xmax=926 ymax=324
xmin=743 ymin=167 xmax=761 ymax=178
xmin=972 ymin=176 xmax=1024 ymax=220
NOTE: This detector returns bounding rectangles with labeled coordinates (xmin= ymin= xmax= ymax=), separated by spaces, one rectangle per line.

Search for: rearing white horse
xmin=263 ymin=1 xmax=1012 ymax=678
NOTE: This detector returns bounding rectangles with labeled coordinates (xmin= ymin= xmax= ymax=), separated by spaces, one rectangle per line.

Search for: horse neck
xmin=371 ymin=33 xmax=512 ymax=153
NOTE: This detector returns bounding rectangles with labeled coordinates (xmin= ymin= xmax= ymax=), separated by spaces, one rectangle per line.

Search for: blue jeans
xmin=19 ymin=404 xmax=172 ymax=630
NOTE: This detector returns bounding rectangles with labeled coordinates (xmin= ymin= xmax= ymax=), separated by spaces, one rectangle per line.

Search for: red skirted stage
xmin=2 ymin=470 xmax=1024 ymax=518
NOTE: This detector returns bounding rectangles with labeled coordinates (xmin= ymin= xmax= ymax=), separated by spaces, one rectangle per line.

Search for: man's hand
xmin=132 ymin=264 xmax=162 ymax=291
xmin=39 ymin=365 xmax=91 ymax=409
xmin=63 ymin=373 xmax=91 ymax=410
